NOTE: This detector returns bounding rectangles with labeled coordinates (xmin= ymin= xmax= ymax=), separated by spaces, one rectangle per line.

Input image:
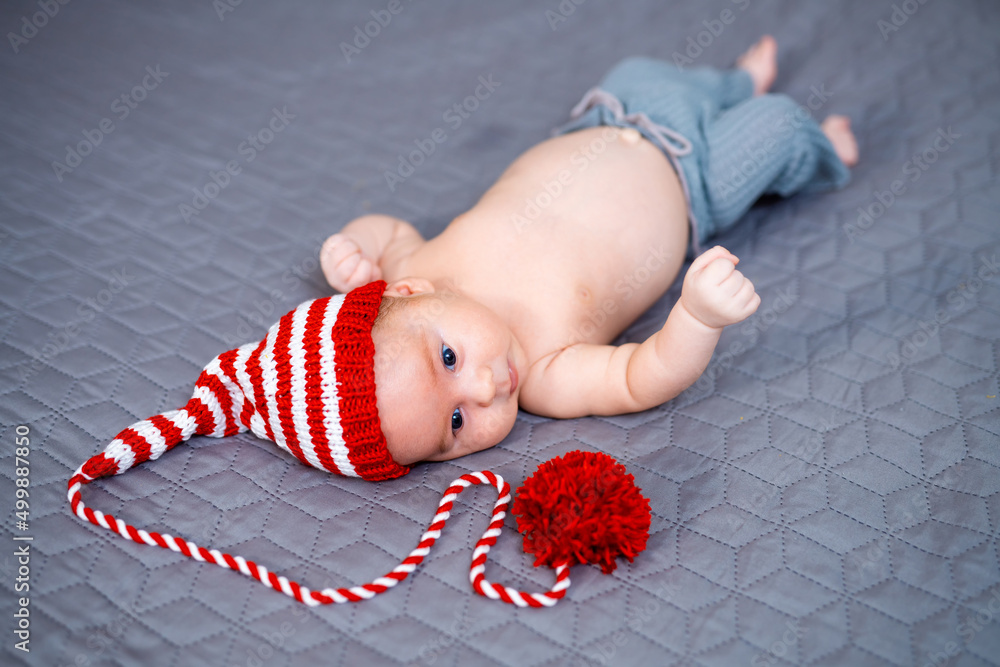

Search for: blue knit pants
xmin=555 ymin=57 xmax=850 ymax=251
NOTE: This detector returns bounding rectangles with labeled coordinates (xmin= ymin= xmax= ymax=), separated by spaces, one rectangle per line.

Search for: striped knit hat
xmin=68 ymin=280 xmax=407 ymax=493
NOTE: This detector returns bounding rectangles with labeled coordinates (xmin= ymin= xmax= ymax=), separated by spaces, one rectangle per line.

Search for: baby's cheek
xmin=489 ymin=403 xmax=519 ymax=447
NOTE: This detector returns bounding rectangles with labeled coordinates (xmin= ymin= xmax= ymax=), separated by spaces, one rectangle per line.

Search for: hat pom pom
xmin=512 ymin=451 xmax=651 ymax=575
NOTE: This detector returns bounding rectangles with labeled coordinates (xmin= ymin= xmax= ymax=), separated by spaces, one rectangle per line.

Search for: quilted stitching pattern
xmin=1 ymin=0 xmax=998 ymax=665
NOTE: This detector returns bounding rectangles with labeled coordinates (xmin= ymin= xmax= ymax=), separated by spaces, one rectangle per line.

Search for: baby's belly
xmin=468 ymin=126 xmax=690 ymax=347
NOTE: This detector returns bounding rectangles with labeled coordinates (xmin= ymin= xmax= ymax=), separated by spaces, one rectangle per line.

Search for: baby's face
xmin=372 ymin=291 xmax=524 ymax=466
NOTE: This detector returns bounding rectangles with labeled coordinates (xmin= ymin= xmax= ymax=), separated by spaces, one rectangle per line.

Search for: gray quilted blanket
xmin=1 ymin=0 xmax=998 ymax=665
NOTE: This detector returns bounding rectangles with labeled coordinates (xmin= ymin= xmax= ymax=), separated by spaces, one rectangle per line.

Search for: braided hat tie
xmin=70 ymin=451 xmax=648 ymax=606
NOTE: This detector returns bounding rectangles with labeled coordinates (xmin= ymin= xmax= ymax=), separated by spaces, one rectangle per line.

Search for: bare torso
xmin=394 ymin=126 xmax=690 ymax=364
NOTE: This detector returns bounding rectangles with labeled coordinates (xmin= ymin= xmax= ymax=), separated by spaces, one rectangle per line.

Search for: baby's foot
xmin=736 ymin=35 xmax=778 ymax=96
xmin=821 ymin=115 xmax=859 ymax=167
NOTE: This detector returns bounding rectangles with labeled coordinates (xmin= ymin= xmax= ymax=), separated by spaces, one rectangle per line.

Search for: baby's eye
xmin=451 ymin=408 xmax=463 ymax=433
xmin=441 ymin=344 xmax=457 ymax=370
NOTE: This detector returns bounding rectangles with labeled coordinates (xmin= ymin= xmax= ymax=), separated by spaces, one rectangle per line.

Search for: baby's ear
xmin=384 ymin=277 xmax=435 ymax=298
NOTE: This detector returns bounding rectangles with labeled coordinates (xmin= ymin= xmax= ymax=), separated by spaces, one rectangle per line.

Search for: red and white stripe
xmin=315 ymin=297 xmax=356 ymax=476
xmin=68 ymin=465 xmax=572 ymax=606
xmin=458 ymin=472 xmax=571 ymax=608
xmin=231 ymin=341 xmax=267 ymax=438
xmin=69 ymin=287 xmax=398 ymax=509
xmin=258 ymin=309 xmax=289 ymax=457
xmin=286 ymin=299 xmax=323 ymax=470
xmin=234 ymin=296 xmax=358 ymax=476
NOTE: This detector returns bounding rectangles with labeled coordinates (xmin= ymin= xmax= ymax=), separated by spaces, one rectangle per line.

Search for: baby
xmin=321 ymin=36 xmax=857 ymax=467
xmin=66 ymin=36 xmax=859 ymax=603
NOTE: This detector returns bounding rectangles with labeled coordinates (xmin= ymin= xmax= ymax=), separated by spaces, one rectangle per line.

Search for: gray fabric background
xmin=1 ymin=0 xmax=998 ymax=665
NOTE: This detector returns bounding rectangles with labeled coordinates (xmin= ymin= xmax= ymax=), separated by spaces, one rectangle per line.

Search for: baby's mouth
xmin=507 ymin=358 xmax=518 ymax=395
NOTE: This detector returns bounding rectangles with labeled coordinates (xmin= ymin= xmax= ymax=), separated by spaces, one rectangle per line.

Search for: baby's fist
xmin=321 ymin=233 xmax=383 ymax=293
xmin=681 ymin=246 xmax=760 ymax=329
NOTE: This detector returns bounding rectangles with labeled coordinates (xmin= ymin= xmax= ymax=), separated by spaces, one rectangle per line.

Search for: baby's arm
xmin=321 ymin=214 xmax=424 ymax=292
xmin=520 ymin=247 xmax=760 ymax=418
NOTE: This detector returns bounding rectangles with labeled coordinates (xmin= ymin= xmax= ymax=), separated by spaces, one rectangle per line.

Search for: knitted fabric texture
xmin=69 ymin=280 xmax=408 ymax=486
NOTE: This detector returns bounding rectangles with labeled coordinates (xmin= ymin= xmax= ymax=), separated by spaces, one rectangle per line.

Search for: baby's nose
xmin=470 ymin=365 xmax=496 ymax=406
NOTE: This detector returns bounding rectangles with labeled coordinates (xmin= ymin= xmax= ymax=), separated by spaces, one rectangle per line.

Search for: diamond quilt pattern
xmin=1 ymin=0 xmax=998 ymax=665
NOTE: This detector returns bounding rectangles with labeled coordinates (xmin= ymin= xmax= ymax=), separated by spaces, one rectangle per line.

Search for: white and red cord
xmin=68 ymin=468 xmax=571 ymax=607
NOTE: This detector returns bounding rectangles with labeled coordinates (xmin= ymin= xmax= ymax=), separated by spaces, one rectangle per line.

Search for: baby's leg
xmin=680 ymin=67 xmax=756 ymax=112
xmin=735 ymin=35 xmax=778 ymax=96
xmin=702 ymin=94 xmax=852 ymax=236
xmin=599 ymin=57 xmax=754 ymax=119
xmin=597 ymin=36 xmax=775 ymax=127
xmin=680 ymin=34 xmax=778 ymax=107
xmin=820 ymin=115 xmax=859 ymax=167
xmin=665 ymin=35 xmax=777 ymax=108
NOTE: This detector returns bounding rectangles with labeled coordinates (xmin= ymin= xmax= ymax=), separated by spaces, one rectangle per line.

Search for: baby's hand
xmin=320 ymin=233 xmax=383 ymax=293
xmin=680 ymin=246 xmax=760 ymax=329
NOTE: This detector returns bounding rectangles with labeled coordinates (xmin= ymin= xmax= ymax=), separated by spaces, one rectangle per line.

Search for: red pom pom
xmin=512 ymin=451 xmax=651 ymax=574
